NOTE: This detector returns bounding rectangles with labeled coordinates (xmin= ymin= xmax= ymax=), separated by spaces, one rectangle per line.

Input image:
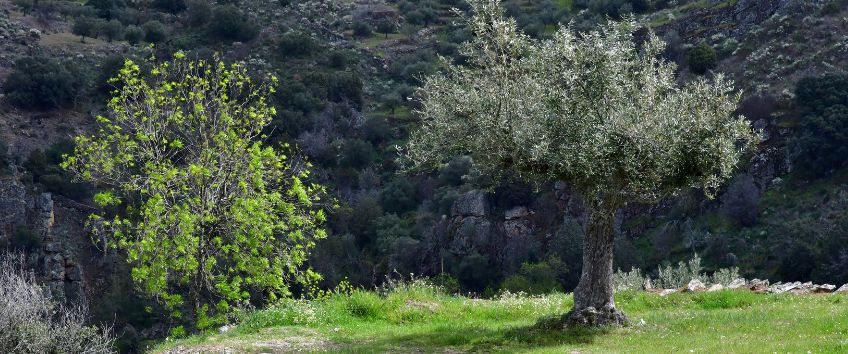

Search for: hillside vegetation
xmin=154 ymin=282 xmax=848 ymax=353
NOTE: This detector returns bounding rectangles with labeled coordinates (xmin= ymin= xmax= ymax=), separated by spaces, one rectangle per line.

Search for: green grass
xmin=153 ymin=283 xmax=848 ymax=353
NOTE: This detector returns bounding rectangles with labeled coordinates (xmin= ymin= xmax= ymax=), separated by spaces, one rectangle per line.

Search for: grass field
xmin=154 ymin=282 xmax=848 ymax=353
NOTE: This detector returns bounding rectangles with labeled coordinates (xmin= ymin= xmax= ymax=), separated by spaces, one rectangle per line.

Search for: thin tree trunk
xmin=566 ymin=197 xmax=627 ymax=327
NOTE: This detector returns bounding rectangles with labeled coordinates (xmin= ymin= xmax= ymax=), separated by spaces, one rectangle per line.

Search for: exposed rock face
xmin=504 ymin=206 xmax=532 ymax=239
xmin=836 ymin=284 xmax=848 ymax=293
xmin=658 ymin=0 xmax=792 ymax=42
xmin=0 ymin=185 xmax=86 ymax=304
xmin=451 ymin=190 xmax=490 ymax=217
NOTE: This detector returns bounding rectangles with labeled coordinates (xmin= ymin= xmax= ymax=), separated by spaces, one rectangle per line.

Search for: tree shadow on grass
xmin=334 ymin=315 xmax=612 ymax=352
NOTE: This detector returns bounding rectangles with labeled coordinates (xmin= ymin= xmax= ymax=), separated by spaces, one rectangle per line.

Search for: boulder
xmin=836 ymin=284 xmax=848 ymax=293
xmin=812 ymin=284 xmax=836 ymax=293
xmin=747 ymin=279 xmax=769 ymax=293
xmin=727 ymin=278 xmax=747 ymax=289
xmin=707 ymin=284 xmax=724 ymax=292
xmin=768 ymin=281 xmax=794 ymax=294
xmin=684 ymin=279 xmax=707 ymax=292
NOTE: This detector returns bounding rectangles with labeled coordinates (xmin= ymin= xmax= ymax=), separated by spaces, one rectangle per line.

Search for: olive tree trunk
xmin=565 ymin=198 xmax=628 ymax=327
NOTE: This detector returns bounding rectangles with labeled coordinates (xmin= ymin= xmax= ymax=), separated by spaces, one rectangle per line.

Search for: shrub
xmin=345 ymin=290 xmax=384 ymax=320
xmin=792 ymin=74 xmax=848 ymax=177
xmin=656 ymin=254 xmax=705 ymax=289
xmin=501 ymin=259 xmax=563 ymax=295
xmin=687 ymin=42 xmax=717 ymax=75
xmin=3 ymin=55 xmax=79 ymax=109
xmin=0 ymin=253 xmax=114 ymax=353
xmin=24 ymin=140 xmax=89 ymax=199
xmin=86 ymin=0 xmax=124 ymax=19
xmin=185 ymin=0 xmax=211 ymax=27
xmin=720 ymin=173 xmax=760 ymax=227
xmin=352 ymin=21 xmax=372 ymax=37
xmin=207 ymin=6 xmax=258 ymax=42
xmin=142 ymin=20 xmax=166 ymax=43
xmin=613 ymin=267 xmax=647 ymax=292
xmin=100 ymin=19 xmax=123 ymax=42
xmin=278 ymin=32 xmax=317 ymax=57
xmin=710 ymin=267 xmax=740 ymax=286
xmin=123 ymin=25 xmax=142 ymax=45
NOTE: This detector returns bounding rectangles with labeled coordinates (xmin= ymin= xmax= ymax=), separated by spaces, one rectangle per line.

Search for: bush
xmin=3 ymin=55 xmax=79 ymax=109
xmin=656 ymin=254 xmax=705 ymax=289
xmin=352 ymin=21 xmax=372 ymax=37
xmin=345 ymin=290 xmax=384 ymax=320
xmin=687 ymin=42 xmax=717 ymax=75
xmin=184 ymin=0 xmax=211 ymax=27
xmin=613 ymin=267 xmax=646 ymax=292
xmin=278 ymin=32 xmax=317 ymax=58
xmin=86 ymin=0 xmax=124 ymax=19
xmin=142 ymin=20 xmax=166 ymax=43
xmin=100 ymin=19 xmax=123 ymax=42
xmin=123 ymin=25 xmax=143 ymax=45
xmin=792 ymin=74 xmax=848 ymax=177
xmin=501 ymin=259 xmax=563 ymax=295
xmin=0 ymin=253 xmax=114 ymax=353
xmin=207 ymin=6 xmax=258 ymax=42
xmin=24 ymin=140 xmax=89 ymax=199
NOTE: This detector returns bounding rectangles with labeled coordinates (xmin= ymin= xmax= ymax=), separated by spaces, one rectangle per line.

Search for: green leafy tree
xmin=100 ymin=19 xmax=123 ymax=42
xmin=63 ymin=53 xmax=328 ymax=326
xmin=688 ymin=42 xmax=717 ymax=75
xmin=142 ymin=20 xmax=166 ymax=43
xmin=124 ymin=25 xmax=143 ymax=45
xmin=72 ymin=16 xmax=98 ymax=42
xmin=376 ymin=19 xmax=397 ymax=39
xmin=404 ymin=0 xmax=756 ymax=326
xmin=352 ymin=21 xmax=372 ymax=38
xmin=207 ymin=5 xmax=258 ymax=43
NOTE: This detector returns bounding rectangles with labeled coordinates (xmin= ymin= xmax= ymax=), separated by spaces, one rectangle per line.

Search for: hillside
xmin=1 ymin=0 xmax=848 ymax=351
xmin=154 ymin=283 xmax=848 ymax=353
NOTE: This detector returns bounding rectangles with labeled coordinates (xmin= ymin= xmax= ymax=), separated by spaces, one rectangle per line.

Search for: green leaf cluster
xmin=63 ymin=52 xmax=327 ymax=325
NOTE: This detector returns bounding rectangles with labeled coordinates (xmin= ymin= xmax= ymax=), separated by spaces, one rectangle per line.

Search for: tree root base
xmin=564 ymin=305 xmax=628 ymax=328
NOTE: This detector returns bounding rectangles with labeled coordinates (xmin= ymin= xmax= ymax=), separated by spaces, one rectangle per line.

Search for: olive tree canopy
xmin=404 ymin=0 xmax=757 ymax=326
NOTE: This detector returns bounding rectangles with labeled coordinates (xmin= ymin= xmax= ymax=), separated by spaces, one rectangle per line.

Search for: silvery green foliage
xmin=0 ymin=254 xmax=114 ymax=354
xmin=710 ymin=266 xmax=741 ymax=286
xmin=656 ymin=254 xmax=705 ymax=289
xmin=404 ymin=0 xmax=758 ymax=202
xmin=613 ymin=267 xmax=646 ymax=292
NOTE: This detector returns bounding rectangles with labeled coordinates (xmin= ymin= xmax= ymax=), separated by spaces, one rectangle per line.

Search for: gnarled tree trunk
xmin=565 ymin=198 xmax=628 ymax=327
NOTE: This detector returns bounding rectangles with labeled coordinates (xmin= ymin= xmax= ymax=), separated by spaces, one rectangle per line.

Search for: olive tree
xmin=63 ymin=53 xmax=327 ymax=327
xmin=404 ymin=0 xmax=757 ymax=326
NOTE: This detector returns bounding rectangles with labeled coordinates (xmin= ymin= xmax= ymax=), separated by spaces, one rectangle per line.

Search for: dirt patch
xmin=160 ymin=328 xmax=340 ymax=354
